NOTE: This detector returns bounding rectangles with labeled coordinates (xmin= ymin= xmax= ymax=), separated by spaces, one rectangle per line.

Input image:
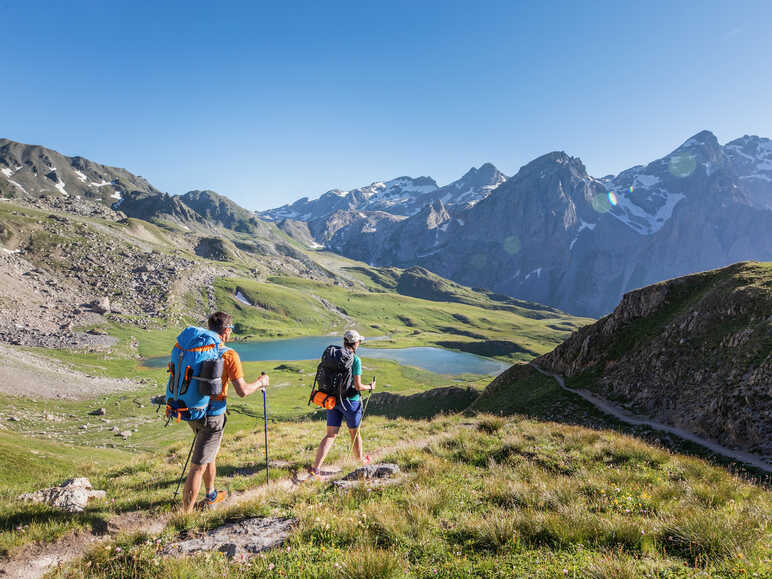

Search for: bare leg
xmin=203 ymin=459 xmax=216 ymax=494
xmin=349 ymin=428 xmax=362 ymax=461
xmin=312 ymin=426 xmax=340 ymax=471
xmin=182 ymin=463 xmax=205 ymax=513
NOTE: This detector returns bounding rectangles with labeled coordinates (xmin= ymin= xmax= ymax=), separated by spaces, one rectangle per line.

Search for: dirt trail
xmin=0 ymin=425 xmax=461 ymax=578
xmin=0 ymin=343 xmax=137 ymax=400
xmin=530 ymin=363 xmax=772 ymax=473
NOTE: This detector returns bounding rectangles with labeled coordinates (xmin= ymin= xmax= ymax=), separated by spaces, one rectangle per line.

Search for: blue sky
xmin=2 ymin=1 xmax=771 ymax=209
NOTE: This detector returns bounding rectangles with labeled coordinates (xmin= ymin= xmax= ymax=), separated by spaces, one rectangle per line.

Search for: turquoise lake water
xmin=144 ymin=335 xmax=510 ymax=376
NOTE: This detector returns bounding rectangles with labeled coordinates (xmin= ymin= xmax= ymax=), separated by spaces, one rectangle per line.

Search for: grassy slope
xmin=43 ymin=413 xmax=772 ymax=578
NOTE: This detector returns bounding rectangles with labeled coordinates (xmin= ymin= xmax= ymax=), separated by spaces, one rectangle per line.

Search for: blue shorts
xmin=326 ymin=398 xmax=362 ymax=429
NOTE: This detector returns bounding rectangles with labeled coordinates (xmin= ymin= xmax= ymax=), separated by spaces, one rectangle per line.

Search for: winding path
xmin=530 ymin=363 xmax=772 ymax=473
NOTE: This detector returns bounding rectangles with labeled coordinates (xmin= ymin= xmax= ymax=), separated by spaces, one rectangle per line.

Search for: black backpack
xmin=312 ymin=345 xmax=355 ymax=402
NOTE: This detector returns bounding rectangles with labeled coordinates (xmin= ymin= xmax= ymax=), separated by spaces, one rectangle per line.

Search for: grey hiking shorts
xmin=187 ymin=413 xmax=227 ymax=465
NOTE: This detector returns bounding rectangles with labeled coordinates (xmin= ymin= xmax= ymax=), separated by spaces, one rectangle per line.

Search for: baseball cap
xmin=343 ymin=329 xmax=365 ymax=345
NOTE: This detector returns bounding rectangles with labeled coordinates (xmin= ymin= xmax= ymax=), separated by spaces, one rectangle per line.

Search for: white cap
xmin=343 ymin=329 xmax=365 ymax=345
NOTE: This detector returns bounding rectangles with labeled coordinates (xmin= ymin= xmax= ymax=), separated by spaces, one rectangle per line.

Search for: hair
xmin=207 ymin=311 xmax=233 ymax=335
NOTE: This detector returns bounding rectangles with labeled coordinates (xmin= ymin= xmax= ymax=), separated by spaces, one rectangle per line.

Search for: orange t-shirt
xmin=212 ymin=348 xmax=244 ymax=401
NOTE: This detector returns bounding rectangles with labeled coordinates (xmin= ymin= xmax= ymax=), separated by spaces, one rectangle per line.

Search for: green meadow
xmin=0 ymin=207 xmax=769 ymax=577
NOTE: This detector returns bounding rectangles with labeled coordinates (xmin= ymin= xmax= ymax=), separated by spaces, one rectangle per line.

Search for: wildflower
xmin=563 ymin=570 xmax=569 ymax=575
xmin=432 ymin=569 xmax=438 ymax=575
xmin=114 ymin=546 xmax=123 ymax=553
xmin=334 ymin=563 xmax=340 ymax=568
xmin=268 ymin=563 xmax=275 ymax=570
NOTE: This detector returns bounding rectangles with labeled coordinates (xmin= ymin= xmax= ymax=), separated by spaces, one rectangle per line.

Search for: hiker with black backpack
xmin=165 ymin=311 xmax=269 ymax=513
xmin=308 ymin=329 xmax=375 ymax=479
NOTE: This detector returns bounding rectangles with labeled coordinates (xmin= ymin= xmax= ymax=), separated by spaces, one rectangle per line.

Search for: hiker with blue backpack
xmin=308 ymin=329 xmax=376 ymax=479
xmin=164 ymin=311 xmax=269 ymax=512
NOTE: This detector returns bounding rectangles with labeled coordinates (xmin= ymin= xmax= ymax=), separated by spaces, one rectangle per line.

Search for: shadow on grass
xmin=367 ymin=386 xmax=479 ymax=420
xmin=0 ymin=506 xmax=110 ymax=546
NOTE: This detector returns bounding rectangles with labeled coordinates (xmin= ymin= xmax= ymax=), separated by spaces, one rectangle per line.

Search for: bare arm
xmin=231 ymin=372 xmax=269 ymax=398
xmin=353 ymin=375 xmax=375 ymax=392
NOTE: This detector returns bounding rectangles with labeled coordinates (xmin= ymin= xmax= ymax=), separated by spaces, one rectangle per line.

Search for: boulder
xmin=18 ymin=478 xmax=106 ymax=513
xmin=90 ymin=297 xmax=111 ymax=314
xmin=164 ymin=517 xmax=296 ymax=559
xmin=332 ymin=463 xmax=402 ymax=490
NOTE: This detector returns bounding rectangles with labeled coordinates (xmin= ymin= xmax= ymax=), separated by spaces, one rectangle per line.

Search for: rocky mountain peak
xmin=452 ymin=162 xmax=507 ymax=192
xmin=723 ymin=135 xmax=772 ymax=210
xmin=671 ymin=130 xmax=723 ymax=164
xmin=514 ymin=151 xmax=588 ymax=182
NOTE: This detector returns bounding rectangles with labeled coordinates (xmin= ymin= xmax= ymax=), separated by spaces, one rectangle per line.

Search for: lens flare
xmin=608 ymin=191 xmax=618 ymax=206
xmin=668 ymin=152 xmax=697 ymax=178
xmin=628 ymin=185 xmax=634 ymax=194
xmin=591 ymin=193 xmax=612 ymax=213
xmin=502 ymin=235 xmax=521 ymax=255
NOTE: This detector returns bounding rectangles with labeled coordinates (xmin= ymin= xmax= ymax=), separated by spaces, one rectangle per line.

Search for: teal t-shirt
xmin=348 ymin=354 xmax=362 ymax=401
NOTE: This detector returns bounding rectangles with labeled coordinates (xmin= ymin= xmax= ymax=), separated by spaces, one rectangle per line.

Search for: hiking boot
xmin=308 ymin=467 xmax=322 ymax=481
xmin=205 ymin=489 xmax=227 ymax=506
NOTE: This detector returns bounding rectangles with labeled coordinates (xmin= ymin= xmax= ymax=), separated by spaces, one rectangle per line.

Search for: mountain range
xmin=264 ymin=131 xmax=772 ymax=316
xmin=2 ymin=131 xmax=771 ymax=317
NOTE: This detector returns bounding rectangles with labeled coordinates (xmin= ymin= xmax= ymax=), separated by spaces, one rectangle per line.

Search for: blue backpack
xmin=165 ymin=326 xmax=229 ymax=422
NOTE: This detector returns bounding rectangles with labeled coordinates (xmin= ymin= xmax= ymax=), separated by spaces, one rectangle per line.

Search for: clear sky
xmin=2 ymin=1 xmax=771 ymax=210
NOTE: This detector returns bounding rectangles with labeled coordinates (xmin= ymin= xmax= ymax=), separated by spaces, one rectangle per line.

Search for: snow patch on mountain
xmin=54 ymin=180 xmax=68 ymax=196
xmin=525 ymin=267 xmax=542 ymax=280
xmin=610 ymin=188 xmax=685 ymax=235
xmin=7 ymin=180 xmax=28 ymax=194
xmin=235 ymin=290 xmax=252 ymax=306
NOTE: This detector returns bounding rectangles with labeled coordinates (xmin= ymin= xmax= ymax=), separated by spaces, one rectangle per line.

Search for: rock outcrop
xmin=164 ymin=517 xmax=296 ymax=559
xmin=537 ymin=261 xmax=772 ymax=464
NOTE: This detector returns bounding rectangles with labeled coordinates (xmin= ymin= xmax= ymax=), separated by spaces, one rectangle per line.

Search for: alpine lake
xmin=143 ymin=335 xmax=510 ymax=376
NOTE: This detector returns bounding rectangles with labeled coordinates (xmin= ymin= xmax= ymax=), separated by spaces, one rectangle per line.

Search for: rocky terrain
xmin=536 ymin=261 xmax=772 ymax=463
xmin=266 ymin=130 xmax=772 ymax=317
xmin=0 ymin=197 xmax=336 ymax=351
xmin=0 ymin=139 xmax=157 ymax=205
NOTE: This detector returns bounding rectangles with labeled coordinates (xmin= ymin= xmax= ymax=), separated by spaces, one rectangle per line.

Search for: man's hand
xmin=233 ymin=372 xmax=269 ymax=397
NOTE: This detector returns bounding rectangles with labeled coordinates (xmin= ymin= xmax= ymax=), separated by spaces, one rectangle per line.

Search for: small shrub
xmin=338 ymin=546 xmax=402 ymax=579
xmin=659 ymin=508 xmax=761 ymax=564
xmin=584 ymin=552 xmax=639 ymax=579
xmin=477 ymin=416 xmax=505 ymax=434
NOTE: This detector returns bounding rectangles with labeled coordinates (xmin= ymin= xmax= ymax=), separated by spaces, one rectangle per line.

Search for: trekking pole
xmin=350 ymin=376 xmax=375 ymax=456
xmin=262 ymin=387 xmax=269 ymax=485
xmin=174 ymin=433 xmax=197 ymax=500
